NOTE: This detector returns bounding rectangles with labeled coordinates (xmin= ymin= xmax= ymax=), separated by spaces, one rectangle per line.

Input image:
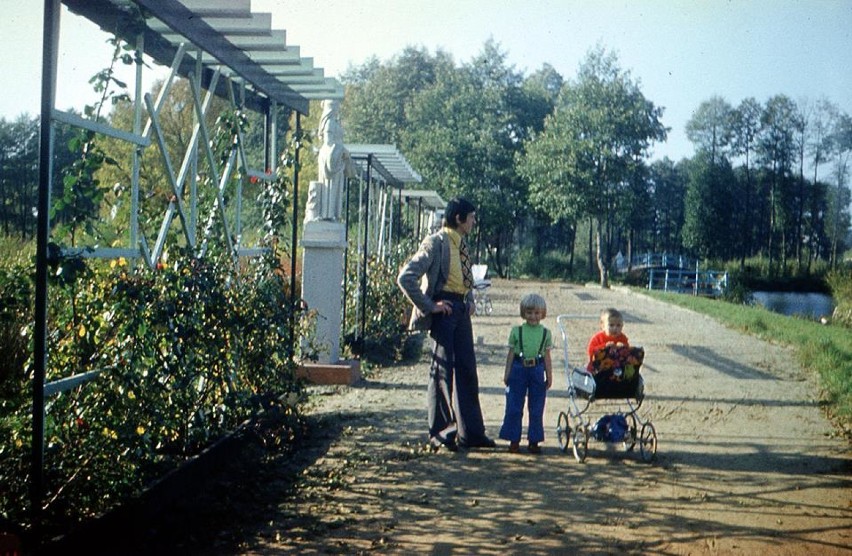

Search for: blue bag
xmin=592 ymin=414 xmax=628 ymax=442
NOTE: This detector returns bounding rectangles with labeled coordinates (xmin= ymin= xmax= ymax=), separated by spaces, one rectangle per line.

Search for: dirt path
xmin=238 ymin=279 xmax=851 ymax=555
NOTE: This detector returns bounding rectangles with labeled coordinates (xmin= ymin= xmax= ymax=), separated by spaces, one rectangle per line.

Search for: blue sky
xmin=2 ymin=0 xmax=851 ymax=164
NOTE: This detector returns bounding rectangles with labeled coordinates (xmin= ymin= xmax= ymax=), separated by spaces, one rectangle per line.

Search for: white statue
xmin=305 ymin=99 xmax=353 ymax=223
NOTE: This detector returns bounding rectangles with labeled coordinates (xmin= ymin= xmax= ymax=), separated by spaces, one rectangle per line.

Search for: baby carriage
xmin=471 ymin=264 xmax=493 ymax=316
xmin=554 ymin=314 xmax=657 ymax=462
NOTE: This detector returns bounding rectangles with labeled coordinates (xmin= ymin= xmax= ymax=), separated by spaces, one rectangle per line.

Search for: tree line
xmin=1 ymin=41 xmax=850 ymax=284
xmin=339 ymin=41 xmax=851 ymax=284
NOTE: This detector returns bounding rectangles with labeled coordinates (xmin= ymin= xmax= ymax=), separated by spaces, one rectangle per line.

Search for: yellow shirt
xmin=442 ymin=227 xmax=468 ymax=294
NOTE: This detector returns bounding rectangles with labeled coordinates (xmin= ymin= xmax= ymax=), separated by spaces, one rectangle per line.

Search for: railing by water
xmin=616 ymin=252 xmax=697 ymax=272
xmin=648 ymin=268 xmax=728 ymax=297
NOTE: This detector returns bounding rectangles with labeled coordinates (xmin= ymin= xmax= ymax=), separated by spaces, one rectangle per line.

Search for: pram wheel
xmin=572 ymin=424 xmax=589 ymax=462
xmin=556 ymin=411 xmax=571 ymax=452
xmin=623 ymin=413 xmax=638 ymax=452
xmin=474 ymin=294 xmax=492 ymax=316
xmin=639 ymin=422 xmax=657 ymax=462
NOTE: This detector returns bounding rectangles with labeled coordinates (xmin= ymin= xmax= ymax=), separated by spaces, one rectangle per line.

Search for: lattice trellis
xmin=29 ymin=0 xmax=345 ymax=523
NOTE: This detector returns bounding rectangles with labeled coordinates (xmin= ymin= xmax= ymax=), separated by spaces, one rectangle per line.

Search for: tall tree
xmin=682 ymin=153 xmax=738 ymax=260
xmin=808 ymin=98 xmax=839 ymax=185
xmin=342 ymin=47 xmax=453 ymax=145
xmin=730 ymin=97 xmax=762 ymax=267
xmin=0 ymin=115 xmax=39 ymax=238
xmin=685 ymin=96 xmax=734 ymax=165
xmin=758 ymin=95 xmax=798 ymax=272
xmin=826 ymin=112 xmax=852 ymax=267
xmin=647 ymin=158 xmax=686 ymax=254
xmin=519 ymin=48 xmax=666 ymax=287
xmin=403 ymin=41 xmax=527 ymax=275
xmin=519 ymin=63 xmax=563 ymax=138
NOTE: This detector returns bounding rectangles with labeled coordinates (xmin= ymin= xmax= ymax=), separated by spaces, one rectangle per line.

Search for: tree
xmin=519 ymin=47 xmax=666 ymax=287
xmin=647 ymin=158 xmax=686 ymax=254
xmin=826 ymin=112 xmax=852 ymax=267
xmin=400 ymin=41 xmax=535 ymax=276
xmin=682 ymin=153 xmax=738 ymax=260
xmin=685 ymin=96 xmax=734 ymax=165
xmin=758 ymin=95 xmax=799 ymax=272
xmin=730 ymin=97 xmax=762 ymax=267
xmin=0 ymin=115 xmax=39 ymax=238
xmin=342 ymin=47 xmax=454 ymax=145
xmin=518 ymin=63 xmax=563 ymax=138
xmin=808 ymin=98 xmax=839 ymax=185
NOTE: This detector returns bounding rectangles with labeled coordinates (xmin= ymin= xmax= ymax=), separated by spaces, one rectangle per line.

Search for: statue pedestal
xmin=296 ymin=359 xmax=361 ymax=385
xmin=301 ymin=220 xmax=346 ymax=363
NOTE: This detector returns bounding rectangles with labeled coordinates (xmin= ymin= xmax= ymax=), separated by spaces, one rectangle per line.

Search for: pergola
xmin=392 ymin=188 xmax=447 ymax=238
xmin=343 ymin=144 xmax=427 ymax=340
xmin=32 ymin=0 xmax=344 ymax=521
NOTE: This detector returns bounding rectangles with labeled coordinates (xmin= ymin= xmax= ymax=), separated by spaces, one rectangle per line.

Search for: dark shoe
xmin=528 ymin=442 xmax=542 ymax=454
xmin=508 ymin=441 xmax=520 ymax=454
xmin=480 ymin=436 xmax=497 ymax=448
xmin=429 ymin=436 xmax=459 ymax=453
xmin=459 ymin=436 xmax=497 ymax=449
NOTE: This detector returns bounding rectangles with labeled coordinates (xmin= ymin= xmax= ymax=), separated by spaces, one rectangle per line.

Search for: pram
xmin=554 ymin=314 xmax=657 ymax=462
xmin=471 ymin=264 xmax=492 ymax=316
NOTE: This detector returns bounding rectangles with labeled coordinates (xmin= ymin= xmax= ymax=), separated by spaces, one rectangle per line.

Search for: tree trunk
xmin=595 ymin=219 xmax=609 ymax=288
xmin=587 ymin=217 xmax=594 ymax=277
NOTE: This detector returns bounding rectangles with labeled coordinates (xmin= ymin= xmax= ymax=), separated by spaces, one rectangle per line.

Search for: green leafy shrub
xmin=509 ymin=247 xmax=583 ymax=281
xmin=342 ymin=241 xmax=415 ymax=365
xmin=0 ymin=245 xmax=309 ymax=533
xmin=827 ymin=268 xmax=852 ymax=327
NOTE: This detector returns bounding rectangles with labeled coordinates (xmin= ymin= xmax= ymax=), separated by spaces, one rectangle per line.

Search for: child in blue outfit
xmin=499 ymin=293 xmax=554 ymax=454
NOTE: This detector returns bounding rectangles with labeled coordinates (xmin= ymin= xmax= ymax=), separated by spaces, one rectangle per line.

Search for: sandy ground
xmin=228 ymin=279 xmax=851 ymax=555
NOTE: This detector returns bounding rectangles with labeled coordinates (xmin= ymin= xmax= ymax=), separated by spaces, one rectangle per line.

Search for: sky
xmin=1 ymin=0 xmax=851 ymax=165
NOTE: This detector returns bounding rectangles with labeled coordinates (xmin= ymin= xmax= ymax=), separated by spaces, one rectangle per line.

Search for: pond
xmin=752 ymin=291 xmax=835 ymax=320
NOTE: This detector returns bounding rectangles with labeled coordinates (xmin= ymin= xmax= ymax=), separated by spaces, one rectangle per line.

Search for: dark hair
xmin=443 ymin=197 xmax=476 ymax=229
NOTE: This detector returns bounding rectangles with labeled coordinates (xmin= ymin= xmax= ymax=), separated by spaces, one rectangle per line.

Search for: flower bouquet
xmin=587 ymin=344 xmax=645 ymax=382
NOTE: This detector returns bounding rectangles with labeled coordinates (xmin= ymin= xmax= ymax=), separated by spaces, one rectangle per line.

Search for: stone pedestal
xmin=301 ymin=220 xmax=346 ymax=363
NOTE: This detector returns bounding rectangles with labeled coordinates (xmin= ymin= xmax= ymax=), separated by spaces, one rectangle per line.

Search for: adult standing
xmin=397 ymin=197 xmax=495 ymax=452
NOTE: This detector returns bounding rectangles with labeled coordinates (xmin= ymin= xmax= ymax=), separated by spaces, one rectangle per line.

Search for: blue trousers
xmin=428 ymin=299 xmax=487 ymax=444
xmin=499 ymin=359 xmax=547 ymax=443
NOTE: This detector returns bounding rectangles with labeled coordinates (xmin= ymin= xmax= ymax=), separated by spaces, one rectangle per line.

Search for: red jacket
xmin=587 ymin=331 xmax=629 ymax=360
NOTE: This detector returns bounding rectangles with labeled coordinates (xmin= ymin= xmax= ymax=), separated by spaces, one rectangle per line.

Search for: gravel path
xmin=229 ymin=279 xmax=852 ymax=555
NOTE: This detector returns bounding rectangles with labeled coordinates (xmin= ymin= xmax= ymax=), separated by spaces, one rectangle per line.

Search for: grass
xmin=640 ymin=289 xmax=852 ymax=437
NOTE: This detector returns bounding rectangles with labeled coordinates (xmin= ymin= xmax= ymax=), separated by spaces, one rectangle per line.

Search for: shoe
xmin=528 ymin=442 xmax=542 ymax=454
xmin=459 ymin=436 xmax=497 ymax=449
xmin=508 ymin=441 xmax=520 ymax=453
xmin=429 ymin=436 xmax=459 ymax=453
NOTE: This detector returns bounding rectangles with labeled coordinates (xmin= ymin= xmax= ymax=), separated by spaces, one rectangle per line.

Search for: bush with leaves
xmin=827 ymin=268 xmax=852 ymax=327
xmin=342 ymin=240 xmax=416 ymax=364
xmin=1 ymin=116 xmax=310 ymax=533
xmin=0 ymin=247 xmax=309 ymax=534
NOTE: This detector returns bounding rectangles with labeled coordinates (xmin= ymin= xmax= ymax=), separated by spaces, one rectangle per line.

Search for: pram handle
xmin=556 ymin=313 xmax=599 ymax=371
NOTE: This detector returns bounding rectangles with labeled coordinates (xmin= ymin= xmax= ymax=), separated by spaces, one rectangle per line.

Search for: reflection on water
xmin=752 ymin=291 xmax=834 ymax=319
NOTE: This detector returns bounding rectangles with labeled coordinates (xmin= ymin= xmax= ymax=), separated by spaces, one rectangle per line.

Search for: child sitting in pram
xmin=586 ymin=307 xmax=643 ymax=396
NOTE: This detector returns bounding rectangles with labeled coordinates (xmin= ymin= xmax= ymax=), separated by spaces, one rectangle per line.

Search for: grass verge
xmin=639 ymin=289 xmax=851 ymax=437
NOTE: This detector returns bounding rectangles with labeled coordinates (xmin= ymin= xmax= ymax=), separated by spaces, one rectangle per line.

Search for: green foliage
xmin=0 ymin=114 xmax=41 ymax=239
xmin=0 ymin=256 xmax=31 ymax=402
xmin=519 ymin=47 xmax=667 ymax=286
xmin=343 ymin=40 xmax=554 ymax=277
xmin=510 ymin=247 xmax=572 ymax=281
xmin=681 ymin=153 xmax=739 ymax=260
xmin=342 ymin=241 xmax=416 ymax=365
xmin=51 ymin=35 xmax=137 ymax=246
xmin=826 ymin=267 xmax=852 ymax=326
xmin=0 ymin=32 xmax=311 ymax=533
xmin=0 ymin=247 xmax=306 ymax=532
